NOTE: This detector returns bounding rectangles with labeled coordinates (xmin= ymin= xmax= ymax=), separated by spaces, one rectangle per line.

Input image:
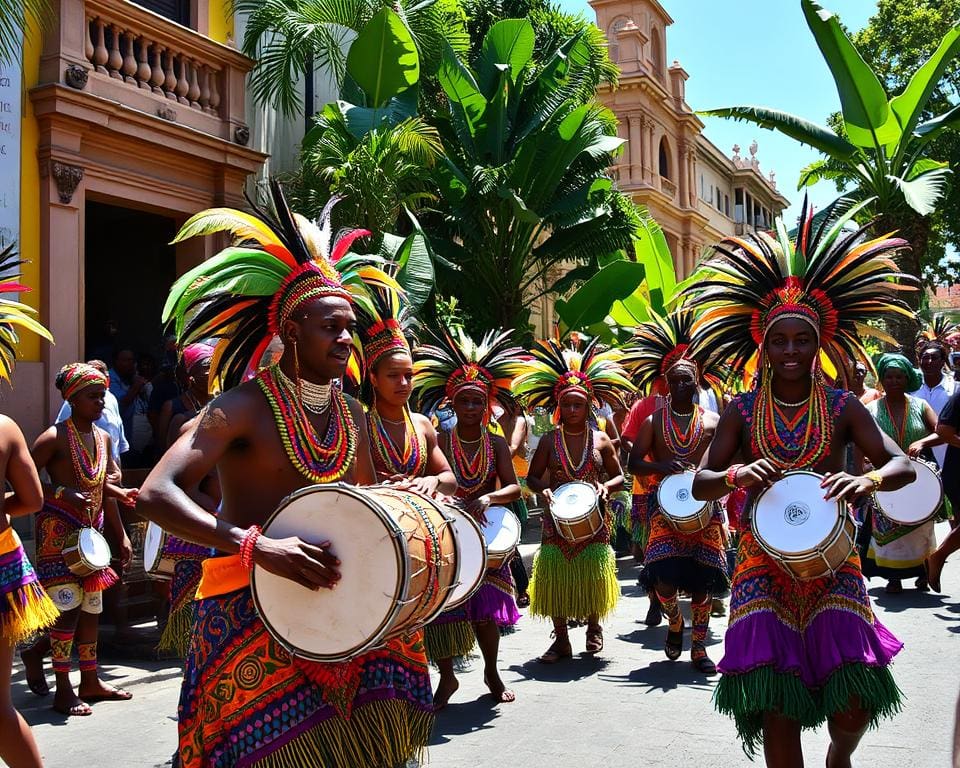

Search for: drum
xmin=444 ymin=503 xmax=486 ymax=610
xmin=875 ymin=457 xmax=942 ymax=526
xmin=143 ymin=521 xmax=211 ymax=580
xmin=62 ymin=527 xmax=112 ymax=578
xmin=251 ymin=483 xmax=459 ymax=662
xmin=481 ymin=505 xmax=521 ymax=570
xmin=551 ymin=482 xmax=604 ymax=543
xmin=751 ymin=471 xmax=855 ymax=580
xmin=657 ymin=471 xmax=711 ymax=533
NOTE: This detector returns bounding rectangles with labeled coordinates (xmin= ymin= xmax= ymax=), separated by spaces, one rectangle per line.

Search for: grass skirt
xmin=0 ymin=527 xmax=59 ymax=644
xmin=715 ymin=532 xmax=902 ymax=757
xmin=528 ymin=542 xmax=619 ymax=622
xmin=423 ymin=604 xmax=476 ymax=663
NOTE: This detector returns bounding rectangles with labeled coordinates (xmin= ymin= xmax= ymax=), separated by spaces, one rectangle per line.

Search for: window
xmin=658 ymin=137 xmax=670 ymax=179
xmin=131 ymin=0 xmax=190 ymax=26
xmin=608 ymin=17 xmax=629 ymax=62
xmin=724 ymin=194 xmax=730 ymax=217
xmin=650 ymin=28 xmax=664 ymax=79
xmin=734 ymin=189 xmax=744 ymax=223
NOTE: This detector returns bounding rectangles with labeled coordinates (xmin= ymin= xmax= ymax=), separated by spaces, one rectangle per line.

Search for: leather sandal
xmin=537 ymin=633 xmax=572 ymax=664
xmin=665 ymin=618 xmax=684 ymax=661
xmin=691 ymin=645 xmax=717 ymax=675
xmin=585 ymin=626 xmax=603 ymax=653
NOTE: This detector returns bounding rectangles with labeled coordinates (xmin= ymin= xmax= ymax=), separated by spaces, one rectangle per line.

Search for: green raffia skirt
xmin=528 ymin=542 xmax=619 ymax=622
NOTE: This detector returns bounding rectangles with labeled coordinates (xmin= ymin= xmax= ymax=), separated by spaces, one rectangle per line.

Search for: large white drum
xmin=444 ymin=503 xmax=486 ymax=610
xmin=62 ymin=527 xmax=111 ymax=577
xmin=551 ymin=481 xmax=603 ymax=542
xmin=874 ymin=457 xmax=942 ymax=526
xmin=657 ymin=471 xmax=711 ymax=533
xmin=481 ymin=505 xmax=521 ymax=569
xmin=751 ymin=471 xmax=855 ymax=580
xmin=251 ymin=484 xmax=458 ymax=662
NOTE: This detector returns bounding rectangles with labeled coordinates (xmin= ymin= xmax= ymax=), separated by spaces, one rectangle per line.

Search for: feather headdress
xmin=512 ymin=337 xmax=635 ymax=421
xmin=684 ymin=196 xmax=916 ymax=383
xmin=0 ymin=244 xmax=53 ymax=381
xmin=915 ymin=314 xmax=959 ymax=359
xmin=355 ymin=283 xmax=415 ymax=373
xmin=163 ymin=180 xmax=400 ymax=390
xmin=621 ymin=308 xmax=718 ymax=392
xmin=412 ymin=328 xmax=525 ymax=419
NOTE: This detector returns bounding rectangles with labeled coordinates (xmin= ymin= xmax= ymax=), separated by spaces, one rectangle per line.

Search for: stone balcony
xmin=35 ymin=0 xmax=254 ymax=147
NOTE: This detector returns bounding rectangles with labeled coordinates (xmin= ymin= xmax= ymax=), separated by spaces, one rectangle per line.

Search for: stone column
xmin=628 ymin=114 xmax=643 ymax=184
xmin=644 ymin=117 xmax=655 ymax=183
xmin=677 ymin=138 xmax=688 ymax=206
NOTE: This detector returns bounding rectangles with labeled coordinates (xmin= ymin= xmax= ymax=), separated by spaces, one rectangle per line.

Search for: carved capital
xmin=51 ymin=162 xmax=84 ymax=204
xmin=64 ymin=64 xmax=88 ymax=90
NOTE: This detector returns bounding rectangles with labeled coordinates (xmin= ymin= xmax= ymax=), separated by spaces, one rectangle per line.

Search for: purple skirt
xmin=468 ymin=561 xmax=520 ymax=627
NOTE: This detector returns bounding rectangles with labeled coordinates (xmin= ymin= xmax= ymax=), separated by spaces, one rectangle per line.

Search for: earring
xmin=291 ymin=337 xmax=302 ymax=401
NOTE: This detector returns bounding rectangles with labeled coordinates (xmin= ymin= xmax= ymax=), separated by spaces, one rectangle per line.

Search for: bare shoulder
xmin=411 ymin=412 xmax=435 ymax=432
xmin=0 ymin=414 xmax=23 ymax=443
xmin=342 ymin=391 xmax=365 ymax=423
xmin=594 ymin=428 xmax=613 ymax=449
xmin=490 ymin=432 xmax=510 ymax=452
xmin=196 ymin=381 xmax=264 ymax=436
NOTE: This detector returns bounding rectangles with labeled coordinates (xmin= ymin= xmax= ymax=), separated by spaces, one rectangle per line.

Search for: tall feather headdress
xmin=0 ymin=244 xmax=53 ymax=381
xmin=915 ymin=313 xmax=959 ymax=359
xmin=163 ymin=180 xmax=400 ymax=390
xmin=684 ymin=196 xmax=916 ymax=384
xmin=412 ymin=328 xmax=526 ymax=420
xmin=512 ymin=337 xmax=635 ymax=422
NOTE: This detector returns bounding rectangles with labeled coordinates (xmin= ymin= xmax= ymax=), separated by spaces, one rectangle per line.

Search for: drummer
xmin=625 ymin=312 xmax=727 ymax=674
xmin=688 ymin=199 xmax=914 ymax=766
xmin=137 ymin=184 xmax=434 ymax=768
xmin=513 ymin=338 xmax=632 ymax=662
xmin=862 ymin=353 xmax=942 ymax=593
xmin=29 ymin=363 xmax=136 ymax=716
xmin=413 ymin=328 xmax=524 ymax=708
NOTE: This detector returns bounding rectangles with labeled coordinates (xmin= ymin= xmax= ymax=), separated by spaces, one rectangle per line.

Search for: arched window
xmin=608 ymin=16 xmax=629 ymax=62
xmin=650 ymin=27 xmax=664 ymax=79
xmin=658 ymin=136 xmax=670 ymax=179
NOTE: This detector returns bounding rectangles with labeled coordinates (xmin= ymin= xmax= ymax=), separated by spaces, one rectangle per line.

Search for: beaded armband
xmin=864 ymin=471 xmax=883 ymax=491
xmin=725 ymin=464 xmax=744 ymax=490
xmin=239 ymin=525 xmax=262 ymax=570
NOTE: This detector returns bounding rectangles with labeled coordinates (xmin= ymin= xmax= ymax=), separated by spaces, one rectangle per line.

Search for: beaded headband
xmin=446 ymin=363 xmax=495 ymax=400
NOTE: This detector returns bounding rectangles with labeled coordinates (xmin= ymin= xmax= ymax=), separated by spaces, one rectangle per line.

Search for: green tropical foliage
xmin=0 ymin=0 xmax=49 ymax=63
xmin=700 ymin=0 xmax=960 ymax=353
xmin=428 ymin=18 xmax=635 ymax=337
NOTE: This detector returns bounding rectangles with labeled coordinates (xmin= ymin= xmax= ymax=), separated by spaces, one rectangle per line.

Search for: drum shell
xmin=444 ymin=504 xmax=486 ymax=610
xmin=62 ymin=528 xmax=111 ymax=578
xmin=483 ymin=506 xmax=521 ymax=570
xmin=144 ymin=522 xmax=210 ymax=581
xmin=874 ymin=457 xmax=942 ymax=527
xmin=551 ymin=482 xmax=604 ymax=543
xmin=656 ymin=472 xmax=711 ymax=534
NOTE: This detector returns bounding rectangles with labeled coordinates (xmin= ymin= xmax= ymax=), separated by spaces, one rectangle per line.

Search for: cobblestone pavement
xmin=13 ymin=521 xmax=960 ymax=767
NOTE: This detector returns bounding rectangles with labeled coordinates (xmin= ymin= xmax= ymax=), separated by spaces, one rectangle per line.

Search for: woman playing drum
xmin=862 ymin=353 xmax=942 ymax=594
xmin=514 ymin=339 xmax=633 ymax=662
xmin=414 ymin=329 xmax=524 ymax=709
xmin=688 ymin=198 xmax=915 ymax=767
xmin=625 ymin=309 xmax=727 ymax=674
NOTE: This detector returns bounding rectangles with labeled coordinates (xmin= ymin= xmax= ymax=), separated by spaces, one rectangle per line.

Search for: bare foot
xmin=53 ymin=689 xmax=93 ymax=717
xmin=433 ymin=675 xmax=459 ymax=712
xmin=21 ymin=645 xmax=49 ymax=696
xmin=826 ymin=744 xmax=851 ymax=768
xmin=484 ymin=673 xmax=516 ymax=703
xmin=78 ymin=679 xmax=133 ymax=703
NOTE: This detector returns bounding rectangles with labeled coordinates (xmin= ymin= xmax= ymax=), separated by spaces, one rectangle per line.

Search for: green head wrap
xmin=875 ymin=353 xmax=922 ymax=392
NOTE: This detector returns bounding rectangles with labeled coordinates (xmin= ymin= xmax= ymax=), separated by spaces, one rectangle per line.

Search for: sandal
xmin=691 ymin=646 xmax=717 ymax=675
xmin=585 ymin=626 xmax=603 ymax=654
xmin=537 ymin=633 xmax=572 ymax=664
xmin=665 ymin=618 xmax=684 ymax=661
xmin=53 ymin=700 xmax=93 ymax=717
xmin=516 ymin=594 xmax=530 ymax=608
xmin=915 ymin=577 xmax=930 ymax=592
xmin=644 ymin=600 xmax=663 ymax=627
xmin=710 ymin=598 xmax=726 ymax=618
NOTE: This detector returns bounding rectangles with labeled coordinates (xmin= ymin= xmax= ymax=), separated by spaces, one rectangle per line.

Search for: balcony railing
xmin=659 ymin=175 xmax=677 ymax=198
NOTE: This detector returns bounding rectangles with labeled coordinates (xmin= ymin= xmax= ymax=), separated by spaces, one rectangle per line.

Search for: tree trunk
xmin=874 ymin=212 xmax=929 ymax=364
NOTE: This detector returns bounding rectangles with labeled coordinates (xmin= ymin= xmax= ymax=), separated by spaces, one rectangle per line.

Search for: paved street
xmin=13 ymin=521 xmax=960 ymax=767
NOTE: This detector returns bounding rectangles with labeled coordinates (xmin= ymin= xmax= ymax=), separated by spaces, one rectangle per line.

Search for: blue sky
xmin=558 ymin=0 xmax=880 ymax=224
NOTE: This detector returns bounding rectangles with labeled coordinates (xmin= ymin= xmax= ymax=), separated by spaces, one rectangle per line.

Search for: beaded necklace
xmin=751 ymin=375 xmax=830 ymax=470
xmin=66 ymin=418 xmax=107 ymax=522
xmin=450 ymin=428 xmax=493 ymax=492
xmin=257 ymin=365 xmax=356 ymax=484
xmin=367 ymin=407 xmax=427 ymax=477
xmin=661 ymin=402 xmax=704 ymax=459
xmin=555 ymin=426 xmax=592 ymax=477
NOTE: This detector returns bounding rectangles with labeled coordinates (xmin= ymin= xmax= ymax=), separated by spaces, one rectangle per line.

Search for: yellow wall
xmin=208 ymin=0 xmax=233 ymax=45
xmin=18 ymin=32 xmax=41 ymax=362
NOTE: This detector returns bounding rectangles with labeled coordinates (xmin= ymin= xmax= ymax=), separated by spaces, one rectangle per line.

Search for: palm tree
xmin=701 ymin=0 xmax=960 ymax=354
xmin=0 ymin=0 xmax=49 ymax=63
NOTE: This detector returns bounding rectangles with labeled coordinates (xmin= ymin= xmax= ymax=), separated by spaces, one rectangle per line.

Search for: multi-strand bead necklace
xmin=751 ymin=376 xmax=830 ymax=470
xmin=555 ymin=425 xmax=592 ymax=477
xmin=661 ymin=402 xmax=704 ymax=459
xmin=450 ymin=428 xmax=493 ymax=493
xmin=66 ymin=418 xmax=106 ymax=523
xmin=367 ymin=407 xmax=427 ymax=477
xmin=257 ymin=365 xmax=356 ymax=483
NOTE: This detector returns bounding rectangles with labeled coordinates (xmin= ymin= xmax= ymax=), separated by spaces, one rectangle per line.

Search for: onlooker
xmin=109 ymin=349 xmax=149 ymax=466
xmin=158 ymin=344 xmax=214 ymax=451
xmin=911 ymin=343 xmax=955 ymax=468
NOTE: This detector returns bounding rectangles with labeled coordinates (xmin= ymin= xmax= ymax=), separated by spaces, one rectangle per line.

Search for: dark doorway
xmin=131 ymin=0 xmax=190 ymax=27
xmin=85 ymin=201 xmax=177 ymax=364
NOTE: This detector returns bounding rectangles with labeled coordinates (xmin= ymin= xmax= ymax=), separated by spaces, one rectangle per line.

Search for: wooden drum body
xmin=252 ymin=484 xmax=458 ymax=662
xmin=62 ymin=527 xmax=112 ymax=578
xmin=143 ymin=521 xmax=210 ymax=580
xmin=481 ymin=505 xmax=521 ymax=570
xmin=751 ymin=471 xmax=855 ymax=581
xmin=657 ymin=471 xmax=711 ymax=534
xmin=551 ymin=482 xmax=603 ymax=543
xmin=444 ymin=502 xmax=486 ymax=610
xmin=874 ymin=457 xmax=942 ymax=527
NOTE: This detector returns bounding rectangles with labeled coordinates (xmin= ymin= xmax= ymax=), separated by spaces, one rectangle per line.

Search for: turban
xmin=875 ymin=353 xmax=922 ymax=393
xmin=56 ymin=363 xmax=108 ymax=402
xmin=182 ymin=343 xmax=214 ymax=374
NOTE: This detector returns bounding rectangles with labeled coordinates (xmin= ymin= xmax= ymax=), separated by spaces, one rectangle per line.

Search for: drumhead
xmin=875 ymin=458 xmax=942 ymax=525
xmin=753 ymin=471 xmax=842 ymax=555
xmin=79 ymin=527 xmax=112 ymax=569
xmin=446 ymin=506 xmax=486 ymax=608
xmin=552 ymin=482 xmax=598 ymax=521
xmin=482 ymin=506 xmax=521 ymax=555
xmin=657 ymin=472 xmax=705 ymax=518
xmin=143 ymin=521 xmax=164 ymax=571
xmin=252 ymin=485 xmax=405 ymax=661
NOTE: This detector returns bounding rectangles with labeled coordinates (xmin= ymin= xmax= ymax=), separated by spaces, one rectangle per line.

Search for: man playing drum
xmin=29 ymin=363 xmax=136 ymax=716
xmin=413 ymin=328 xmax=524 ymax=708
xmin=688 ymin=198 xmax=915 ymax=767
xmin=625 ymin=309 xmax=727 ymax=674
xmin=514 ymin=338 xmax=632 ymax=662
xmin=137 ymin=182 xmax=434 ymax=768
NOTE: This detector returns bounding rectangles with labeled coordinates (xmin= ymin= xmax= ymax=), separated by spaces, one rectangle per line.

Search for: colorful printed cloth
xmin=35 ymin=499 xmax=117 ymax=593
xmin=179 ymin=557 xmax=433 ymax=768
xmin=0 ymin=526 xmax=59 ymax=644
xmin=635 ymin=487 xmax=729 ymax=594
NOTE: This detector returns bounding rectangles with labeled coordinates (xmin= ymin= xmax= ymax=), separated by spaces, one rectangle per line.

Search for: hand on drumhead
xmin=594 ymin=482 xmax=609 ymax=501
xmin=659 ymin=460 xmax=689 ymax=475
xmin=736 ymin=460 xmax=781 ymax=488
xmin=398 ymin=475 xmax=441 ymax=498
xmin=466 ymin=496 xmax=491 ymax=526
xmin=254 ymin=535 xmax=342 ymax=590
xmin=906 ymin=441 xmax=925 ymax=459
xmin=820 ymin=472 xmax=873 ymax=502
